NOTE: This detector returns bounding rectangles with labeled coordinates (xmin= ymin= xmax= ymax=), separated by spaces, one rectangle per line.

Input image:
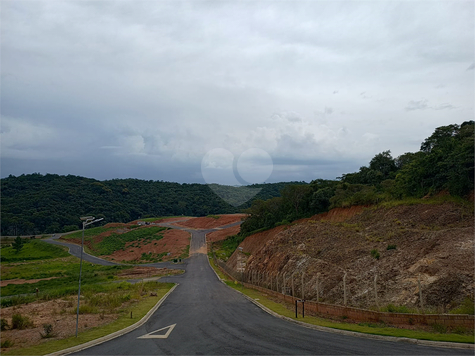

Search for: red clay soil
xmin=0 ymin=277 xmax=58 ymax=287
xmin=172 ymin=214 xmax=246 ymax=229
xmin=103 ymin=229 xmax=191 ymax=263
xmin=207 ymin=225 xmax=241 ymax=243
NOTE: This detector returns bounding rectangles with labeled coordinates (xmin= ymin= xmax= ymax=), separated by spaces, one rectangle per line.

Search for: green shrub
xmin=11 ymin=313 xmax=34 ymax=330
xmin=1 ymin=339 xmax=14 ymax=348
xmin=381 ymin=304 xmax=413 ymax=313
xmin=386 ymin=244 xmax=397 ymax=250
xmin=432 ymin=323 xmax=447 ymax=334
xmin=450 ymin=297 xmax=475 ymax=315
xmin=40 ymin=323 xmax=55 ymax=338
xmin=370 ymin=249 xmax=380 ymax=260
xmin=1 ymin=318 xmax=10 ymax=331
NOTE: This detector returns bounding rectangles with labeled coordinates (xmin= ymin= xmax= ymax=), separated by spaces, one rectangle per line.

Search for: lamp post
xmin=76 ymin=216 xmax=103 ymax=337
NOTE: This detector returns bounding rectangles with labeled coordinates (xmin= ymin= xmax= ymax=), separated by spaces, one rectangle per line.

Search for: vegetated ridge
xmin=1 ymin=176 xmax=303 ymax=235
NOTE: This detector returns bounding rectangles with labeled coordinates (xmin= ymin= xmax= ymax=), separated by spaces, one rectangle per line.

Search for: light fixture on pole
xmin=76 ymin=216 xmax=104 ymax=337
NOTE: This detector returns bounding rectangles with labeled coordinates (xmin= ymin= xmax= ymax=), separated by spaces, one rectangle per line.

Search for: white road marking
xmin=138 ymin=324 xmax=176 ymax=339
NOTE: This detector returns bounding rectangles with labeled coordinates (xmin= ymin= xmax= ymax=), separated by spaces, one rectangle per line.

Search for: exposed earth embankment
xmin=227 ymin=201 xmax=474 ymax=311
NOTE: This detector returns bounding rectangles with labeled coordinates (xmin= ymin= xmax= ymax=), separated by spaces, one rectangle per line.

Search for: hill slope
xmin=226 ymin=200 xmax=474 ymax=311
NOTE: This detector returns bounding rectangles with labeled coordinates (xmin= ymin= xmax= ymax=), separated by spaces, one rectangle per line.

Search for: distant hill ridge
xmin=0 ymin=174 xmax=304 ymax=235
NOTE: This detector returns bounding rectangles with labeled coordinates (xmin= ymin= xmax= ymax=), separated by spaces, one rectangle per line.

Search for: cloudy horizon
xmin=1 ymin=1 xmax=474 ymax=185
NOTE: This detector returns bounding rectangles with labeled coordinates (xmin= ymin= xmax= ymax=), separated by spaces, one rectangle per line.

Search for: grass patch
xmin=2 ymin=283 xmax=175 ymax=356
xmin=0 ymin=240 xmax=70 ymax=262
xmin=207 ymin=215 xmax=220 ymax=219
xmin=209 ymin=258 xmax=474 ymax=344
xmin=1 ymin=256 xmax=130 ymax=303
xmin=95 ymin=227 xmax=167 ymax=255
xmin=212 ymin=234 xmax=245 ymax=262
xmin=62 ymin=227 xmax=117 ymax=241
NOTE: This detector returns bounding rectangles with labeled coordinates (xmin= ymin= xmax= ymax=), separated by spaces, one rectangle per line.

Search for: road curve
xmin=69 ymin=228 xmax=471 ymax=355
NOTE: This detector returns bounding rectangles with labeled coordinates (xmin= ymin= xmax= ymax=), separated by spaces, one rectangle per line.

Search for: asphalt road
xmin=68 ymin=228 xmax=471 ymax=356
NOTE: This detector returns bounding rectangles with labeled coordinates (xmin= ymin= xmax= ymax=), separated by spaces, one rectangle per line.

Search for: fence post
xmin=283 ymin=273 xmax=286 ymax=294
xmin=291 ymin=272 xmax=295 ymax=297
xmin=343 ymin=272 xmax=347 ymax=307
xmin=418 ymin=274 xmax=423 ymax=310
xmin=316 ymin=273 xmax=320 ymax=302
xmin=374 ymin=273 xmax=379 ymax=309
xmin=276 ymin=273 xmax=279 ymax=292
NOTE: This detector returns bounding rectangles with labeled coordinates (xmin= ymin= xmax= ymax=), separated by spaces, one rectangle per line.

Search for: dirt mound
xmin=104 ymin=229 xmax=190 ymax=263
xmin=207 ymin=225 xmax=241 ymax=243
xmin=227 ymin=202 xmax=474 ymax=310
xmin=172 ymin=214 xmax=246 ymax=229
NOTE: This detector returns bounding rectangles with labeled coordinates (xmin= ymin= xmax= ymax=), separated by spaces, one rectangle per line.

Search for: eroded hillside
xmin=226 ymin=201 xmax=474 ymax=311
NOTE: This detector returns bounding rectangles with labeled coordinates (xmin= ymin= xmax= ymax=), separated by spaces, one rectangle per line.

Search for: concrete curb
xmin=210 ymin=260 xmax=474 ymax=350
xmin=46 ymin=283 xmax=179 ymax=356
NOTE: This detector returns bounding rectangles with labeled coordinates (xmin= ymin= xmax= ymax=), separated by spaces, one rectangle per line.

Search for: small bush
xmin=11 ymin=313 xmax=34 ymax=330
xmin=381 ymin=304 xmax=413 ymax=313
xmin=386 ymin=244 xmax=397 ymax=250
xmin=450 ymin=297 xmax=475 ymax=315
xmin=370 ymin=249 xmax=380 ymax=260
xmin=1 ymin=340 xmax=14 ymax=348
xmin=432 ymin=323 xmax=447 ymax=334
xmin=1 ymin=318 xmax=10 ymax=331
xmin=40 ymin=323 xmax=55 ymax=338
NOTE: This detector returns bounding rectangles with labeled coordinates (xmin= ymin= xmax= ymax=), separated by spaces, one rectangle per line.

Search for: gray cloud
xmin=1 ymin=1 xmax=474 ymax=184
xmin=405 ymin=99 xmax=429 ymax=111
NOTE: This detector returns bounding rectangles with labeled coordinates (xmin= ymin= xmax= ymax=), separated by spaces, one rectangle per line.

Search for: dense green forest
xmin=0 ymin=176 xmax=303 ymax=235
xmin=240 ymin=121 xmax=474 ymax=236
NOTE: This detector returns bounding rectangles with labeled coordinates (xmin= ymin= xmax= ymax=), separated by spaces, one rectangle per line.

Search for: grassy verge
xmin=2 ymin=283 xmax=175 ymax=356
xmin=0 ymin=240 xmax=70 ymax=262
xmin=1 ymin=255 xmax=130 ymax=305
xmin=209 ymin=257 xmax=474 ymax=344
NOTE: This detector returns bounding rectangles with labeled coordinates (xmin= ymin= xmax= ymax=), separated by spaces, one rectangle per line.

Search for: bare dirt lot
xmin=172 ymin=214 xmax=245 ymax=229
xmin=206 ymin=224 xmax=241 ymax=243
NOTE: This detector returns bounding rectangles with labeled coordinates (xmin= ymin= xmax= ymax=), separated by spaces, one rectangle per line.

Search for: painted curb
xmin=211 ymin=261 xmax=474 ymax=350
xmin=45 ymin=283 xmax=179 ymax=356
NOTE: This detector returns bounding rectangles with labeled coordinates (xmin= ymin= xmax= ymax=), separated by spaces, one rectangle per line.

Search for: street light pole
xmin=76 ymin=216 xmax=103 ymax=337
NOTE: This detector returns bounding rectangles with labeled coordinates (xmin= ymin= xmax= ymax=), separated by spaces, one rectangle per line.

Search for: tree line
xmin=0 ymin=175 xmax=303 ymax=236
xmin=240 ymin=121 xmax=474 ymax=236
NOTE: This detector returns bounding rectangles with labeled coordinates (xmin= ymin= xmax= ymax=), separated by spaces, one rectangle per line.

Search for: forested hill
xmin=0 ymin=175 xmax=304 ymax=235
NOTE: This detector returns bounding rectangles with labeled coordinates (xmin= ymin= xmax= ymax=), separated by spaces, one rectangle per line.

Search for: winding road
xmin=46 ymin=224 xmax=472 ymax=355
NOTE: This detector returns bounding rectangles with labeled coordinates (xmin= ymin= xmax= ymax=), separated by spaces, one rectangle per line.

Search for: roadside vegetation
xmin=208 ymin=258 xmax=474 ymax=344
xmin=1 ymin=282 xmax=174 ymax=355
xmin=0 ymin=239 xmax=70 ymax=263
xmin=0 ymin=239 xmax=176 ymax=354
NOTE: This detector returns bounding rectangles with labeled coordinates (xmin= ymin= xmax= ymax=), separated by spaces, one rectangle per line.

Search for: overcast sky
xmin=1 ymin=1 xmax=474 ymax=185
